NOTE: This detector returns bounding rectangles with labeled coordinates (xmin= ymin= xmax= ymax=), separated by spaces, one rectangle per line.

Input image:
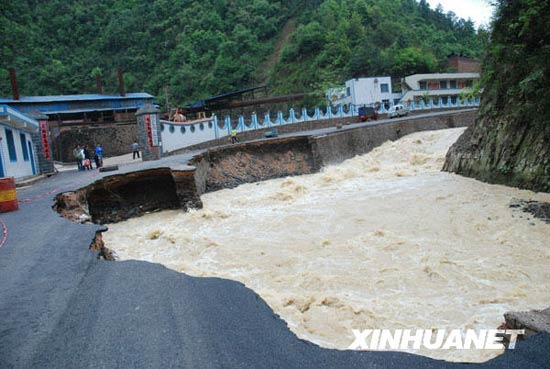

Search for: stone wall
xmin=53 ymin=123 xmax=137 ymax=162
xmin=311 ymin=110 xmax=476 ymax=167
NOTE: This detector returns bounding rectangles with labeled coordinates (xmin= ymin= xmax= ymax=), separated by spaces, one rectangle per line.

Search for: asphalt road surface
xmin=1 ymin=120 xmax=549 ymax=369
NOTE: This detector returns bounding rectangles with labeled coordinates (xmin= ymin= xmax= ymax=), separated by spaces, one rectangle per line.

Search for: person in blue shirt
xmin=94 ymin=143 xmax=103 ymax=168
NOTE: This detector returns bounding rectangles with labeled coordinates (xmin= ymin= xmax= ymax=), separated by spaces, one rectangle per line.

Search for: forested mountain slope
xmin=1 ymin=0 xmax=484 ymax=105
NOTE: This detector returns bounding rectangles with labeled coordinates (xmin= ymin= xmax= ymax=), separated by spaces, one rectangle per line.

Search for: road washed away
xmin=104 ymin=128 xmax=550 ymax=362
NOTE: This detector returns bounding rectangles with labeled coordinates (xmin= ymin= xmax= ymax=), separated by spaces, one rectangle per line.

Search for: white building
xmin=0 ymin=105 xmax=40 ymax=179
xmin=327 ymin=72 xmax=480 ymax=109
xmin=328 ymin=77 xmax=402 ymax=108
xmin=400 ymin=72 xmax=480 ymax=104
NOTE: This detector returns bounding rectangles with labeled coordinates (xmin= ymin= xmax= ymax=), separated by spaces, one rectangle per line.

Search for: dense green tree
xmin=0 ymin=0 xmax=485 ymax=106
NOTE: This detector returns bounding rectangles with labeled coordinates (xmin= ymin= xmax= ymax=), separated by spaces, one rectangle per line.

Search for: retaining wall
xmin=311 ymin=109 xmax=477 ymax=167
xmin=53 ymin=123 xmax=137 ymax=162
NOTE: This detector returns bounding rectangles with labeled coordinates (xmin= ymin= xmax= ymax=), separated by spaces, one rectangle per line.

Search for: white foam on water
xmin=104 ymin=128 xmax=550 ymax=362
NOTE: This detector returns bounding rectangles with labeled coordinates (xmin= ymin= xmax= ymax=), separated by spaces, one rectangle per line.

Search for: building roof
xmin=403 ymin=73 xmax=480 ymax=90
xmin=0 ymin=92 xmax=154 ymax=104
xmin=45 ymin=106 xmax=147 ymax=115
xmin=346 ymin=76 xmax=391 ymax=82
xmin=405 ymin=72 xmax=479 ymax=80
xmin=0 ymin=104 xmax=39 ymax=132
xmin=184 ymin=86 xmax=267 ymax=111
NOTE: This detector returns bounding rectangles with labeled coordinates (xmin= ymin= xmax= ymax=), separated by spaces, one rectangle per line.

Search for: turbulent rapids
xmin=104 ymin=128 xmax=550 ymax=362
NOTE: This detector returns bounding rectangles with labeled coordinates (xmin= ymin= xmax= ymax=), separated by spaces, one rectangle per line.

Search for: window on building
xmin=20 ymin=133 xmax=29 ymax=161
xmin=465 ymin=80 xmax=473 ymax=87
xmin=449 ymin=80 xmax=457 ymax=89
xmin=346 ymin=87 xmax=351 ymax=96
xmin=419 ymin=82 xmax=427 ymax=90
xmin=5 ymin=129 xmax=17 ymax=162
xmin=380 ymin=83 xmax=389 ymax=93
xmin=440 ymin=81 xmax=448 ymax=89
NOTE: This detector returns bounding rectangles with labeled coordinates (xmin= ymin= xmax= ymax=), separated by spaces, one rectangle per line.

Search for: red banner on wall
xmin=39 ymin=120 xmax=51 ymax=160
xmin=145 ymin=114 xmax=159 ymax=148
xmin=145 ymin=115 xmax=153 ymax=148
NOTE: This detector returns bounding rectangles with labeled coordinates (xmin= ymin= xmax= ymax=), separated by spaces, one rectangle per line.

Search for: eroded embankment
xmin=53 ymin=112 xmax=476 ymax=261
xmin=53 ymin=136 xmax=318 ymax=225
xmin=53 ymin=136 xmax=319 ymax=260
xmin=191 ymin=136 xmax=317 ymax=194
xmin=54 ymin=168 xmax=202 ymax=224
xmin=54 ymin=110 xmax=476 ymax=225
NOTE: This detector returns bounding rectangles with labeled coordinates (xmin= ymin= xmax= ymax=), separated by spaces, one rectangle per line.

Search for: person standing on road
xmin=73 ymin=145 xmax=83 ymax=171
xmin=132 ymin=141 xmax=140 ymax=159
xmin=94 ymin=143 xmax=103 ymax=168
xmin=231 ymin=129 xmax=239 ymax=144
xmin=83 ymin=144 xmax=93 ymax=170
xmin=79 ymin=145 xmax=86 ymax=171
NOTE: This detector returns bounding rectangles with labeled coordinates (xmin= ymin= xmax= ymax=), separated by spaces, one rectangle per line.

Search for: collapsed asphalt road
xmin=1 ymin=157 xmax=550 ymax=369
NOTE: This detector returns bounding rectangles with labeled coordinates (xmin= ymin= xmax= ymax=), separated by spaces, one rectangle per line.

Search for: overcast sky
xmin=425 ymin=0 xmax=495 ymax=27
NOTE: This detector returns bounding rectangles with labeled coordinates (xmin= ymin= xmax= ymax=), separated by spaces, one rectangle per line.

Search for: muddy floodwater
xmin=104 ymin=128 xmax=550 ymax=362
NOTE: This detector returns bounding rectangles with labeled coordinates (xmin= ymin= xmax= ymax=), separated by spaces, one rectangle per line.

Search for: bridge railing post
xmin=337 ymin=105 xmax=344 ymax=118
xmin=302 ymin=108 xmax=310 ymax=121
xmin=289 ymin=108 xmax=296 ymax=124
xmin=225 ymin=116 xmax=232 ymax=135
xmin=276 ymin=111 xmax=284 ymax=125
xmin=213 ymin=115 xmax=219 ymax=139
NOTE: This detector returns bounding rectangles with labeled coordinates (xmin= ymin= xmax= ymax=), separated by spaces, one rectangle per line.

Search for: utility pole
xmin=164 ymin=86 xmax=170 ymax=121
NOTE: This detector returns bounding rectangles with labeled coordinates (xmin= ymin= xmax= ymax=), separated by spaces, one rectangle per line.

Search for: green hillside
xmin=0 ymin=0 xmax=485 ymax=106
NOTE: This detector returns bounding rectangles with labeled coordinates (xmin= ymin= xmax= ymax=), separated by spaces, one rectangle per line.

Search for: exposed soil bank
xmin=502 ymin=307 xmax=550 ymax=343
xmin=90 ymin=230 xmax=118 ymax=260
xmin=54 ymin=168 xmax=202 ymax=224
xmin=191 ymin=136 xmax=317 ymax=194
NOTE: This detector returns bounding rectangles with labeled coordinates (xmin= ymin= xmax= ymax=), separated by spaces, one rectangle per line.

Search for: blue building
xmin=0 ymin=105 xmax=41 ymax=179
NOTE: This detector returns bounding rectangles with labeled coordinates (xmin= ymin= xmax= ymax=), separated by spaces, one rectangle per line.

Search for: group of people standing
xmin=73 ymin=144 xmax=103 ymax=171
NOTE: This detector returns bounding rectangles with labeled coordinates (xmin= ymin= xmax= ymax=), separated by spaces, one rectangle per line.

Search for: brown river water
xmin=104 ymin=128 xmax=550 ymax=362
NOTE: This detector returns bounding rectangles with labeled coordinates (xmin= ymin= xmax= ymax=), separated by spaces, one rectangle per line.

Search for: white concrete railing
xmin=160 ymin=97 xmax=480 ymax=154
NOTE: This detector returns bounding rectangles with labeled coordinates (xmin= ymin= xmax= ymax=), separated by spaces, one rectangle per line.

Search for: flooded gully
xmin=103 ymin=128 xmax=550 ymax=362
